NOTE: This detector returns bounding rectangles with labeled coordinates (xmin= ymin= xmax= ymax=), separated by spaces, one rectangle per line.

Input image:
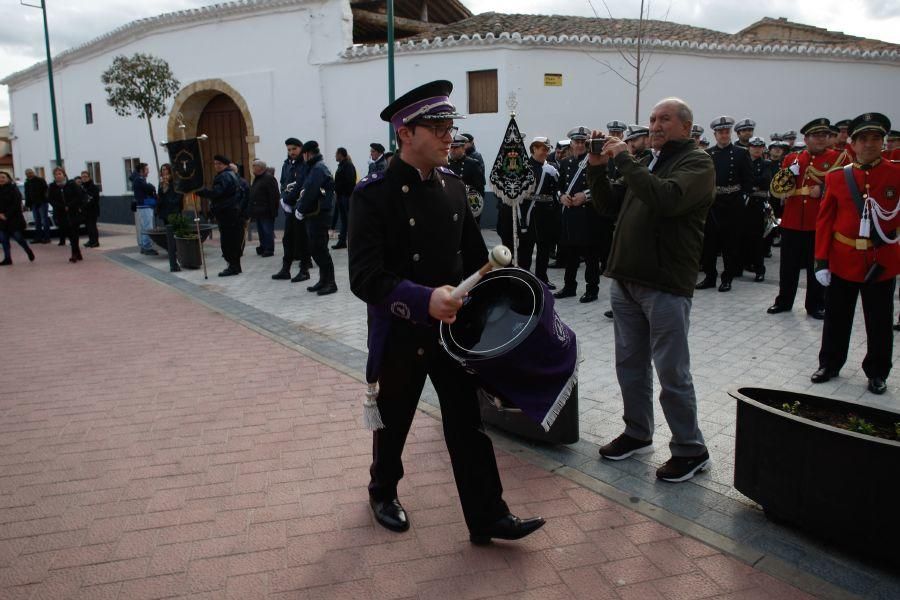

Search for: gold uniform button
xmin=416 ymin=348 xmax=425 ymax=356
xmin=412 ymin=253 xmax=420 ymax=262
xmin=409 ymin=218 xmax=416 ymax=226
xmin=402 ymin=185 xmax=410 ymax=193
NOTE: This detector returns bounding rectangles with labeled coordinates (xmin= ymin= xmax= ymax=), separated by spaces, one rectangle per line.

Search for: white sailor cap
xmin=735 ymin=119 xmax=756 ymax=132
xmin=710 ymin=116 xmax=735 ymax=131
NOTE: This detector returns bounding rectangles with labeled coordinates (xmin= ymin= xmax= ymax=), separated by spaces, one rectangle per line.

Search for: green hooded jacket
xmin=587 ymin=139 xmax=715 ymax=298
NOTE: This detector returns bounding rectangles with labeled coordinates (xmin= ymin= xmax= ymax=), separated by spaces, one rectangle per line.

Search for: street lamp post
xmin=21 ymin=0 xmax=62 ymax=167
xmin=387 ymin=0 xmax=396 ymax=150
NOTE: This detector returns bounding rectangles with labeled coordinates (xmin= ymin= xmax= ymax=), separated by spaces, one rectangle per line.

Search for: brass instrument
xmin=770 ymin=168 xmax=796 ymax=199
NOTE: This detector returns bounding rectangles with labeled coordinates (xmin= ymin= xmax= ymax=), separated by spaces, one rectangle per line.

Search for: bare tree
xmin=101 ymin=53 xmax=180 ymax=174
xmin=585 ymin=0 xmax=670 ymax=122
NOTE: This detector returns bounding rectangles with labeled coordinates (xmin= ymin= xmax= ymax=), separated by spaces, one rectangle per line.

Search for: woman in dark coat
xmin=79 ymin=170 xmax=101 ymax=247
xmin=0 ymin=171 xmax=35 ymax=265
xmin=156 ymin=163 xmax=183 ymax=227
xmin=47 ymin=167 xmax=85 ymax=262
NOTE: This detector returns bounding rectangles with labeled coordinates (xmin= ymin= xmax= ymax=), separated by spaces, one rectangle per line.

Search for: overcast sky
xmin=2 ymin=0 xmax=899 ymax=124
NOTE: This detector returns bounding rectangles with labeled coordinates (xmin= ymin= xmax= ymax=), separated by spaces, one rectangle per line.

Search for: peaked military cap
xmin=461 ymin=133 xmax=474 ymax=142
xmin=834 ymin=119 xmax=852 ymax=129
xmin=829 ymin=125 xmax=841 ymax=135
xmin=748 ymin=136 xmax=766 ymax=147
xmin=624 ymin=125 xmax=649 ymax=142
xmin=734 ymin=119 xmax=756 ymax=132
xmin=768 ymin=139 xmax=789 ymax=149
xmin=782 ymin=130 xmax=798 ymax=139
xmin=556 ymin=139 xmax=571 ymax=149
xmin=567 ymin=126 xmax=591 ymax=141
xmin=848 ymin=113 xmax=891 ymax=139
xmin=529 ymin=136 xmax=553 ymax=149
xmin=606 ymin=120 xmax=627 ymax=132
xmin=710 ymin=116 xmax=735 ymax=131
xmin=370 ymin=142 xmax=385 ymax=153
xmin=380 ymin=80 xmax=465 ymax=130
xmin=698 ymin=137 xmax=710 ymax=147
xmin=450 ymin=134 xmax=468 ymax=148
xmin=284 ymin=137 xmax=302 ymax=147
xmin=800 ymin=118 xmax=831 ymax=136
xmin=886 ymin=130 xmax=900 ymax=140
xmin=691 ymin=124 xmax=704 ymax=136
xmin=769 ymin=133 xmax=783 ymax=141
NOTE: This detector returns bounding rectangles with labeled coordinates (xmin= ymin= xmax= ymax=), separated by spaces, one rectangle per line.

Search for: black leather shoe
xmin=261 ymin=252 xmax=274 ymax=257
xmin=810 ymin=367 xmax=838 ymax=383
xmin=718 ymin=280 xmax=732 ymax=292
xmin=868 ymin=377 xmax=887 ymax=395
xmin=331 ymin=242 xmax=347 ymax=249
xmin=291 ymin=270 xmax=310 ymax=283
xmin=754 ymin=273 xmax=765 ymax=282
xmin=317 ymin=283 xmax=338 ymax=296
xmin=808 ymin=309 xmax=826 ymax=320
xmin=218 ymin=267 xmax=240 ymax=277
xmin=767 ymin=304 xmax=789 ymax=314
xmin=603 ymin=309 xmax=613 ymax=319
xmin=272 ymin=268 xmax=291 ymax=280
xmin=469 ymin=514 xmax=545 ymax=545
xmin=579 ymin=291 xmax=598 ymax=303
xmin=695 ymin=278 xmax=716 ymax=290
xmin=307 ymin=280 xmax=325 ymax=292
xmin=255 ymin=247 xmax=263 ymax=255
xmin=370 ymin=498 xmax=409 ymax=532
xmin=553 ymin=287 xmax=576 ymax=299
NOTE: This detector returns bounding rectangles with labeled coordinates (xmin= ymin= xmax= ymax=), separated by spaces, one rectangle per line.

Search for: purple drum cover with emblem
xmin=440 ymin=268 xmax=578 ymax=430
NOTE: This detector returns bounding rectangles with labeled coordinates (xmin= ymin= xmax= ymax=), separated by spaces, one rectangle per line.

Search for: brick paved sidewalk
xmin=0 ymin=245 xmax=813 ymax=599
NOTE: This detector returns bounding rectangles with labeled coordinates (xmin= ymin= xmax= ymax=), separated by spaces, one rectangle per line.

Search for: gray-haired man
xmin=586 ymin=98 xmax=715 ymax=482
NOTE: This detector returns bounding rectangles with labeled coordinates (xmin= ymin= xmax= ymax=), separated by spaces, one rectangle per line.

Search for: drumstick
xmin=451 ymin=245 xmax=512 ymax=300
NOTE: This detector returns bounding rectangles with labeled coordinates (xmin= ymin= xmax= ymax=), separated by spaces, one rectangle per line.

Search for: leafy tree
xmin=101 ymin=53 xmax=180 ymax=174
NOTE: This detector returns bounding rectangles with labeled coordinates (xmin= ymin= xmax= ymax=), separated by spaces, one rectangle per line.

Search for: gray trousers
xmin=610 ymin=279 xmax=706 ymax=457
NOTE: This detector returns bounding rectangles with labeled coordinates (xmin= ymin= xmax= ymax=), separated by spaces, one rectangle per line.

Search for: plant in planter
xmin=731 ymin=387 xmax=900 ymax=568
xmin=170 ymin=213 xmax=204 ymax=269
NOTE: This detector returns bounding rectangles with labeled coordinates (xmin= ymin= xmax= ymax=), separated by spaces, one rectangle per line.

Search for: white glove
xmin=294 ymin=208 xmax=304 ymax=221
xmin=815 ymin=269 xmax=831 ymax=287
xmin=788 ymin=162 xmax=800 ymax=176
xmin=280 ymin=198 xmax=291 ymax=213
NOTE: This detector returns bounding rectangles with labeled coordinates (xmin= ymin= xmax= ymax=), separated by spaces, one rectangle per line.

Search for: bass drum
xmin=439 ymin=268 xmax=579 ymax=442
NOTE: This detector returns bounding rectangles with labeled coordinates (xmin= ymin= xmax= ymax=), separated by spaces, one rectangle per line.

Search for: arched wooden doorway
xmin=197 ymin=94 xmax=250 ymax=187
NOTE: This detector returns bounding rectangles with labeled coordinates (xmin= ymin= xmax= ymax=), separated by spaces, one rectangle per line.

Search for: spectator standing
xmin=47 ymin=167 xmax=86 ymax=263
xmin=587 ymin=98 xmax=715 ymax=483
xmin=368 ymin=143 xmax=387 ymax=176
xmin=23 ymin=168 xmax=50 ymax=243
xmin=272 ymin=137 xmax=313 ymax=282
xmin=131 ymin=163 xmax=158 ymax=255
xmin=332 ymin=148 xmax=356 ymax=249
xmin=288 ymin=140 xmax=336 ymax=295
xmin=79 ymin=170 xmax=101 ymax=247
xmin=249 ymin=159 xmax=279 ymax=257
xmin=198 ymin=155 xmax=243 ymax=277
xmin=0 ymin=171 xmax=35 ymax=265
xmin=156 ymin=164 xmax=183 ymax=228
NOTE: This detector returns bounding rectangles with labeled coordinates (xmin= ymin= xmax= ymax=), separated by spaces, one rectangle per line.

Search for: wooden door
xmin=197 ymin=94 xmax=249 ymax=188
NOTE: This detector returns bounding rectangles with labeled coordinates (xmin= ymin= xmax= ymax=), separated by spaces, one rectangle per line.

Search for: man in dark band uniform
xmin=348 ymin=80 xmax=544 ymax=545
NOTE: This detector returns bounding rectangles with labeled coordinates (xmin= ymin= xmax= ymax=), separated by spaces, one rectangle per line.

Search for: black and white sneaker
xmin=598 ymin=433 xmax=653 ymax=461
xmin=656 ymin=451 xmax=710 ymax=483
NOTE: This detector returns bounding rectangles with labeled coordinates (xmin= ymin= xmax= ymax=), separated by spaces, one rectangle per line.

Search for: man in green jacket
xmin=586 ymin=97 xmax=715 ymax=483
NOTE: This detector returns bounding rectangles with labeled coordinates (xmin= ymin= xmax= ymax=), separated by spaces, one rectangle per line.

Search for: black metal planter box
xmin=174 ymin=236 xmax=203 ymax=269
xmin=731 ymin=387 xmax=900 ymax=568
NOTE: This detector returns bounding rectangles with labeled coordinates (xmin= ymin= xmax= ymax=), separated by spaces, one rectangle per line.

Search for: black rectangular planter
xmin=731 ymin=387 xmax=900 ymax=568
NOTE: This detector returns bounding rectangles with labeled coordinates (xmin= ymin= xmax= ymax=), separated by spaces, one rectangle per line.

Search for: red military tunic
xmin=833 ymin=144 xmax=855 ymax=168
xmin=883 ymin=148 xmax=900 ymax=162
xmin=815 ymin=159 xmax=900 ymax=283
xmin=780 ymin=148 xmax=840 ymax=231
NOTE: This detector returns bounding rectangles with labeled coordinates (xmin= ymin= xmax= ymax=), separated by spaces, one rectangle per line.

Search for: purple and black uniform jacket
xmin=348 ymin=157 xmax=487 ymax=383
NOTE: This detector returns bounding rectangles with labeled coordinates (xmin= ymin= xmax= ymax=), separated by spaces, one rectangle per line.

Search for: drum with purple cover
xmin=439 ymin=267 xmax=579 ymax=443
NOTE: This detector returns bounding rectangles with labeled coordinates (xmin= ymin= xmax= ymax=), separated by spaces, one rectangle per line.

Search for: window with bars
xmin=467 ymin=70 xmax=498 ymax=114
xmin=124 ymin=157 xmax=140 ymax=191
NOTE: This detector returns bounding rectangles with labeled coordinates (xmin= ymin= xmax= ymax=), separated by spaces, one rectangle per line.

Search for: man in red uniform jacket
xmin=811 ymin=112 xmax=900 ymax=395
xmin=767 ymin=118 xmax=840 ymax=319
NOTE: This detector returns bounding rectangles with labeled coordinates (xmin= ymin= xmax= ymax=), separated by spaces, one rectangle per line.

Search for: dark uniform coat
xmin=557 ymin=152 xmax=603 ymax=246
xmin=0 ymin=182 xmax=27 ymax=233
xmin=446 ymin=155 xmax=485 ymax=193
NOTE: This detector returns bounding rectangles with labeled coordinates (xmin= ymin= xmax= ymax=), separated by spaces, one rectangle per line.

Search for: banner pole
xmin=192 ymin=192 xmax=208 ymax=279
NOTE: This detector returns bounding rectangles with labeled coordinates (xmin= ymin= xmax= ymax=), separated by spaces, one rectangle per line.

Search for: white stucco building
xmin=2 ymin=0 xmax=899 ymax=220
